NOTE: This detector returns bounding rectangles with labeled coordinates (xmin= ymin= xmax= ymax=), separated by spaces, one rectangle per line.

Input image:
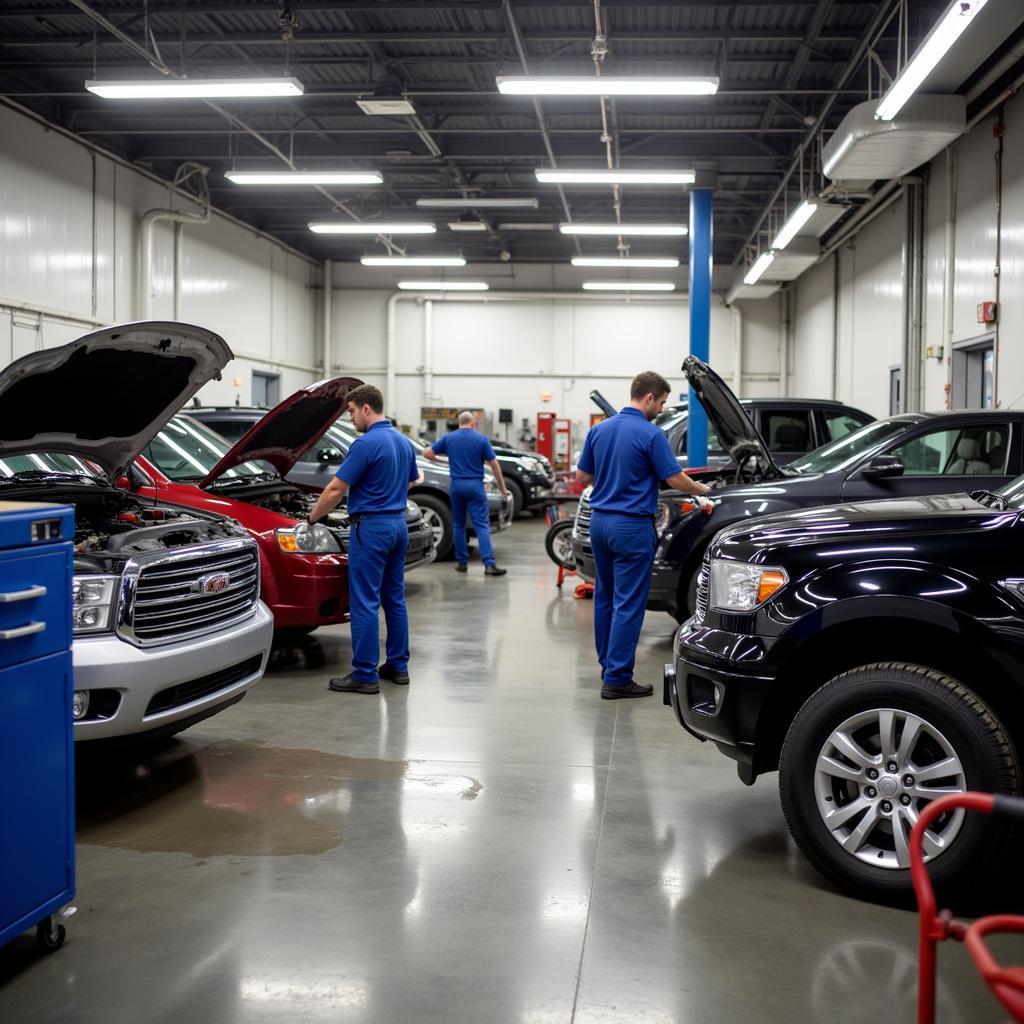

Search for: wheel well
xmin=754 ymin=618 xmax=1024 ymax=777
xmin=409 ymin=486 xmax=448 ymax=507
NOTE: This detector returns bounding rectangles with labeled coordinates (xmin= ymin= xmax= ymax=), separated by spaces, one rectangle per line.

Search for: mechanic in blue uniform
xmin=576 ymin=371 xmax=711 ymax=700
xmin=308 ymin=384 xmax=421 ymax=694
xmin=424 ymin=411 xmax=509 ymax=576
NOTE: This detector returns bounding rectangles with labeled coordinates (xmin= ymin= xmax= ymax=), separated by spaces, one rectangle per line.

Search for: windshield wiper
xmin=7 ymin=471 xmax=101 ymax=484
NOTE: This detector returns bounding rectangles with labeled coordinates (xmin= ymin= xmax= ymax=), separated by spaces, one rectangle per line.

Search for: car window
xmin=298 ymin=423 xmax=354 ymax=464
xmin=761 ymin=410 xmax=813 ymax=453
xmin=0 ymin=452 xmax=103 ymax=478
xmin=145 ymin=416 xmax=267 ymax=481
xmin=887 ymin=425 xmax=1009 ymax=476
xmin=824 ymin=410 xmax=871 ymax=442
xmin=677 ymin=423 xmax=725 ymax=458
xmin=791 ymin=419 xmax=909 ymax=475
xmin=197 ymin=418 xmax=250 ymax=443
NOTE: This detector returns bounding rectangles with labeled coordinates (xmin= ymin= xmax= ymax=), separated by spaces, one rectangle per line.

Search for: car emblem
xmin=192 ymin=572 xmax=231 ymax=594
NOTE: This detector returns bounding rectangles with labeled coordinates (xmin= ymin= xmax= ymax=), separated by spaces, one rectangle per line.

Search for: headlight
xmin=655 ymin=498 xmax=704 ymax=534
xmin=483 ymin=479 xmax=499 ymax=494
xmin=72 ymin=575 xmax=117 ymax=634
xmin=277 ymin=523 xmax=341 ymax=554
xmin=709 ymin=559 xmax=788 ymax=612
xmin=521 ymin=457 xmax=543 ymax=473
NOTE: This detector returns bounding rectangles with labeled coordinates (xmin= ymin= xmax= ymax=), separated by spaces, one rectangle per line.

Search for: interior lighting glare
xmin=85 ymin=77 xmax=304 ymax=99
xmin=875 ymin=0 xmax=990 ymax=121
xmin=496 ymin=76 xmax=719 ymax=97
xmin=309 ymin=222 xmax=436 ymax=235
xmin=743 ymin=251 xmax=777 ymax=285
xmin=561 ymin=223 xmax=687 ymax=237
xmin=581 ymin=281 xmax=676 ymax=292
xmin=416 ymin=198 xmax=539 ymax=209
xmin=226 ymin=171 xmax=382 ymax=185
xmin=572 ymin=256 xmax=680 ymax=268
xmin=771 ymin=200 xmax=818 ymax=250
xmin=397 ymin=281 xmax=489 ymax=291
xmin=361 ymin=256 xmax=466 ymax=267
xmin=497 ymin=223 xmax=556 ymax=231
xmin=536 ymin=169 xmax=695 ymax=185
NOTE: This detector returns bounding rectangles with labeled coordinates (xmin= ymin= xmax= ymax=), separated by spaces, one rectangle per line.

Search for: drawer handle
xmin=0 ymin=622 xmax=46 ymax=641
xmin=0 ymin=585 xmax=47 ymax=604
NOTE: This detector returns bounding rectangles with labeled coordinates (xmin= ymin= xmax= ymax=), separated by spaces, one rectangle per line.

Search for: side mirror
xmin=317 ymin=447 xmax=343 ymax=464
xmin=860 ymin=454 xmax=905 ymax=480
xmin=115 ymin=475 xmax=132 ymax=491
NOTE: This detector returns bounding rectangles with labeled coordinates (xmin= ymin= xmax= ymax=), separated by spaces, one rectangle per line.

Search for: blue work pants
xmin=347 ymin=513 xmax=409 ymax=682
xmin=590 ymin=511 xmax=658 ymax=687
xmin=450 ymin=480 xmax=495 ymax=566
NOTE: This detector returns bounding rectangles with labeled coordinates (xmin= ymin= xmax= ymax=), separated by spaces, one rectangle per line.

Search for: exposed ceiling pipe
xmin=323 ymin=259 xmax=333 ymax=380
xmin=140 ymin=206 xmax=209 ymax=320
xmin=591 ymin=0 xmax=627 ymax=256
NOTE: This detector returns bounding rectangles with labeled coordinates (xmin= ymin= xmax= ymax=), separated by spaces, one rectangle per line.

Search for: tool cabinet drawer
xmin=0 ymin=549 xmax=70 ymax=670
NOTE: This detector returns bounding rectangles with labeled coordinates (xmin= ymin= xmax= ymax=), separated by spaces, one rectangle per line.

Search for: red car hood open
xmin=198 ymin=376 xmax=363 ymax=487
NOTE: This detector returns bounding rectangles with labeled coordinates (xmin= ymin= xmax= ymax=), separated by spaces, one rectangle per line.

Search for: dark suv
xmin=666 ymin=484 xmax=1024 ymax=902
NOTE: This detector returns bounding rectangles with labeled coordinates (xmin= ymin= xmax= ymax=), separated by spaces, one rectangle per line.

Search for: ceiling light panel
xmin=356 ymin=98 xmax=416 ymax=115
xmin=582 ymin=281 xmax=676 ymax=292
xmin=771 ymin=200 xmax=819 ymax=250
xmin=447 ymin=221 xmax=488 ymax=232
xmin=397 ymin=281 xmax=489 ymax=291
xmin=536 ymin=170 xmax=695 ymax=185
xmin=497 ymin=223 xmax=556 ymax=231
xmin=226 ymin=171 xmax=382 ymax=186
xmin=743 ymin=252 xmax=777 ymax=286
xmin=496 ymin=76 xmax=719 ymax=96
xmin=571 ymin=257 xmax=680 ymax=268
xmin=561 ymin=224 xmax=688 ymax=237
xmin=416 ymin=198 xmax=539 ymax=209
xmin=361 ymin=256 xmax=466 ymax=267
xmin=309 ymin=222 xmax=436 ymax=234
xmin=85 ymin=77 xmax=303 ymax=99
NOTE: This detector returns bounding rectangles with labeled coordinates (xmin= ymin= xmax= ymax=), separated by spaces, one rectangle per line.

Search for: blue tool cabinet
xmin=0 ymin=500 xmax=75 ymax=954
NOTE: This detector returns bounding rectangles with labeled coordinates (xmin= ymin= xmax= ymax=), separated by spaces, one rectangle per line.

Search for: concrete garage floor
xmin=0 ymin=519 xmax=1009 ymax=1023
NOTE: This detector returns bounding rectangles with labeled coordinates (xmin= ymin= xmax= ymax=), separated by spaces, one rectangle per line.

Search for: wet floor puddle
xmin=76 ymin=740 xmax=481 ymax=858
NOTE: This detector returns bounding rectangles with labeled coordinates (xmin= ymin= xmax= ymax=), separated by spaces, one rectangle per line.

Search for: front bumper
xmin=571 ymin=538 xmax=594 ymax=582
xmin=522 ymin=475 xmax=555 ymax=509
xmin=269 ymin=551 xmax=348 ymax=629
xmin=667 ymin=620 xmax=777 ymax=784
xmin=72 ymin=601 xmax=274 ymax=741
xmin=648 ymin=560 xmax=682 ymax=613
xmin=487 ymin=492 xmax=514 ymax=533
xmin=406 ymin=520 xmax=436 ymax=571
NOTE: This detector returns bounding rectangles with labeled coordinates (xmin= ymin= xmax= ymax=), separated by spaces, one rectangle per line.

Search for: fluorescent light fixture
xmin=361 ymin=256 xmax=466 ymax=267
xmin=496 ymin=76 xmax=718 ymax=97
xmin=582 ymin=281 xmax=676 ymax=292
xmin=416 ymin=197 xmax=539 ymax=209
xmin=561 ymin=223 xmax=688 ymax=237
xmin=572 ymin=256 xmax=680 ymax=268
xmin=875 ymin=0 xmax=989 ymax=121
xmin=309 ymin=222 xmax=435 ymax=234
xmin=771 ymin=200 xmax=818 ymax=250
xmin=226 ymin=170 xmax=382 ymax=186
xmin=447 ymin=221 xmax=488 ymax=232
xmin=356 ymin=98 xmax=416 ymax=115
xmin=743 ymin=251 xmax=777 ymax=285
xmin=536 ymin=169 xmax=695 ymax=185
xmin=397 ymin=281 xmax=489 ymax=291
xmin=497 ymin=222 xmax=556 ymax=231
xmin=85 ymin=77 xmax=303 ymax=99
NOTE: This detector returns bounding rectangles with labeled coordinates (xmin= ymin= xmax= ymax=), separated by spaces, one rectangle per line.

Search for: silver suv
xmin=0 ymin=323 xmax=274 ymax=741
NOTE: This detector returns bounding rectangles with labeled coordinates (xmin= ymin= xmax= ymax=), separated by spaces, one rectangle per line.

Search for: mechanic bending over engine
xmin=307 ymin=384 xmax=422 ymax=695
xmin=576 ymin=370 xmax=712 ymax=701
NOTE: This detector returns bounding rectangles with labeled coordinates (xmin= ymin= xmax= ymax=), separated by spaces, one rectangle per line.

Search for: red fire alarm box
xmin=977 ymin=301 xmax=998 ymax=324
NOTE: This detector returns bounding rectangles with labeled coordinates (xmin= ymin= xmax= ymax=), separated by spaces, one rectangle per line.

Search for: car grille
xmin=694 ymin=556 xmax=710 ymax=621
xmin=144 ymin=655 xmax=264 ymax=717
xmin=575 ymin=491 xmax=592 ymax=541
xmin=120 ymin=540 xmax=260 ymax=647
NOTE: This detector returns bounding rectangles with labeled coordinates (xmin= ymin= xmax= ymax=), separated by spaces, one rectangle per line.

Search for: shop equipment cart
xmin=0 ymin=501 xmax=76 ymax=954
xmin=912 ymin=792 xmax=1024 ymax=1023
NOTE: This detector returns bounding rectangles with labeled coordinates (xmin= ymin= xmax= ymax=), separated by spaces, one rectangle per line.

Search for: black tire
xmin=414 ymin=493 xmax=454 ymax=561
xmin=544 ymin=519 xmax=576 ymax=569
xmin=36 ymin=920 xmax=66 ymax=953
xmin=779 ymin=663 xmax=1020 ymax=904
xmin=505 ymin=478 xmax=525 ymax=518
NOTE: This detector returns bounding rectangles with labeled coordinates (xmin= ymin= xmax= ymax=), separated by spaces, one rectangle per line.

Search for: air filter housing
xmin=823 ymin=95 xmax=966 ymax=183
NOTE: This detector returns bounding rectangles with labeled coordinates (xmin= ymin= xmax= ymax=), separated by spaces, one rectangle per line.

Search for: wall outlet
xmin=926 ymin=345 xmax=944 ymax=360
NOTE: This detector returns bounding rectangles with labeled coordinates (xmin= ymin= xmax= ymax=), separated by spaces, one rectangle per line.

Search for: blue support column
xmin=687 ymin=189 xmax=714 ymax=469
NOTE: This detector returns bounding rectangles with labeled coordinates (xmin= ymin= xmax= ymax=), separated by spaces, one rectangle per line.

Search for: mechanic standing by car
xmin=307 ymin=384 xmax=420 ymax=694
xmin=576 ymin=371 xmax=711 ymax=699
xmin=424 ymin=411 xmax=509 ymax=576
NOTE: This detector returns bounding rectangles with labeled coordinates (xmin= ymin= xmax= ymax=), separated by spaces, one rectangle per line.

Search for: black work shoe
xmin=601 ymin=682 xmax=654 ymax=700
xmin=379 ymin=663 xmax=410 ymax=686
xmin=328 ymin=674 xmax=379 ymax=694
xmin=455 ymin=563 xmax=468 ymax=573
xmin=484 ymin=564 xmax=508 ymax=577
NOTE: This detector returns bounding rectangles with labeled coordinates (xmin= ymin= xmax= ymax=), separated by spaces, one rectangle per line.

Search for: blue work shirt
xmin=577 ymin=407 xmax=680 ymax=516
xmin=336 ymin=419 xmax=419 ymax=514
xmin=430 ymin=429 xmax=496 ymax=482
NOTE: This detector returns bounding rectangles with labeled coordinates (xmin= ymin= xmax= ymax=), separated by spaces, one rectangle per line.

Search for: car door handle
xmin=0 ymin=585 xmax=47 ymax=604
xmin=0 ymin=621 xmax=46 ymax=641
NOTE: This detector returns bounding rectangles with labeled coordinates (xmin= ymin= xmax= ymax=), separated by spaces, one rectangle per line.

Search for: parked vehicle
xmin=132 ymin=387 xmax=435 ymax=633
xmin=485 ymin=441 xmax=555 ymax=514
xmin=572 ymin=357 xmax=1020 ymax=621
xmin=0 ymin=323 xmax=274 ymax=742
xmin=667 ymin=482 xmax=1024 ymax=901
xmin=184 ymin=407 xmax=514 ymax=559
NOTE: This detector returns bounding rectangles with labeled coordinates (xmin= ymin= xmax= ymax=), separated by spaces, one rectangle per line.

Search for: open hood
xmin=681 ymin=356 xmax=779 ymax=474
xmin=0 ymin=321 xmax=231 ymax=478
xmin=199 ymin=376 xmax=363 ymax=487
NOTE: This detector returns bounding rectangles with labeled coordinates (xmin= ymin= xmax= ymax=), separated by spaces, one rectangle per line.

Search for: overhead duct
xmin=823 ymin=95 xmax=966 ymax=183
xmin=725 ymin=280 xmax=782 ymax=305
xmin=766 ymin=237 xmax=821 ymax=281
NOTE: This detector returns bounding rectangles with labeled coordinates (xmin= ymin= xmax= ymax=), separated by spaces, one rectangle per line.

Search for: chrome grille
xmin=574 ymin=491 xmax=593 ymax=540
xmin=119 ymin=539 xmax=260 ymax=647
xmin=694 ymin=557 xmax=710 ymax=621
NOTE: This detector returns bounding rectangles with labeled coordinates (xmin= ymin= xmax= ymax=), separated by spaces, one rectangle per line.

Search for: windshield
xmin=654 ymin=407 xmax=687 ymax=431
xmin=145 ymin=415 xmax=269 ymax=482
xmin=790 ymin=419 xmax=910 ymax=475
xmin=0 ymin=452 xmax=104 ymax=479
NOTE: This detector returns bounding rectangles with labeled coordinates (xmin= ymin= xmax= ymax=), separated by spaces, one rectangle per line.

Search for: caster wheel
xmin=36 ymin=919 xmax=66 ymax=953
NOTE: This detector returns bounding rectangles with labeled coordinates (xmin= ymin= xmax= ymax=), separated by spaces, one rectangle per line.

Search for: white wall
xmin=0 ymin=102 xmax=320 ymax=406
xmin=330 ymin=282 xmax=782 ymax=439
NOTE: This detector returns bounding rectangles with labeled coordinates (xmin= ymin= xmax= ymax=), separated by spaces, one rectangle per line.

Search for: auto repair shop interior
xmin=3 ymin=1 xmax=1024 ymax=1022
